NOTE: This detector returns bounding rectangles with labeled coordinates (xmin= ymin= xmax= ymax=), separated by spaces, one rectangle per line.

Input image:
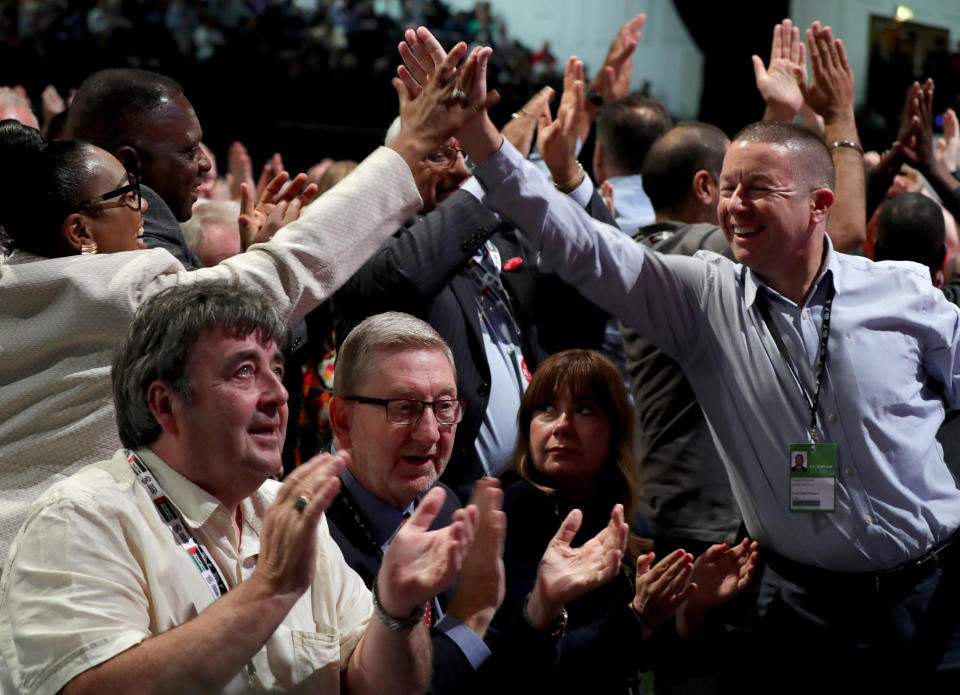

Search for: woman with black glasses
xmin=0 ymin=52 xmax=476 ymax=562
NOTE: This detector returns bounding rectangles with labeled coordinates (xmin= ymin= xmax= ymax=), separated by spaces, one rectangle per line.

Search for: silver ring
xmin=451 ymin=87 xmax=467 ymax=101
xmin=510 ymin=109 xmax=529 ymax=120
xmin=295 ymin=495 xmax=309 ymax=513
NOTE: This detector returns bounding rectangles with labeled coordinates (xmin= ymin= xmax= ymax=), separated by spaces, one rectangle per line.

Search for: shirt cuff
xmin=472 ymin=137 xmax=523 ymax=191
xmin=459 ymin=175 xmax=485 ymax=201
xmin=434 ymin=614 xmax=491 ymax=670
xmin=567 ymin=172 xmax=595 ymax=209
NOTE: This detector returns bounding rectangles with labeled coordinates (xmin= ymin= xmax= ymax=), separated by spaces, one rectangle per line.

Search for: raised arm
xmin=800 ymin=21 xmax=866 ymax=251
xmin=901 ymin=79 xmax=960 ymax=222
xmin=754 ymin=19 xmax=806 ymax=123
xmin=60 ymin=454 xmax=349 ymax=695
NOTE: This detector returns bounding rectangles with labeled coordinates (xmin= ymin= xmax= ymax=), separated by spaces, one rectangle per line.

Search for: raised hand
xmin=391 ymin=30 xmax=501 ymax=166
xmin=590 ymin=13 xmax=645 ymax=103
xmin=525 ymin=504 xmax=628 ymax=629
xmin=255 ymin=153 xmax=285 ymax=202
xmin=687 ymin=539 xmax=758 ymax=608
xmin=501 ymin=86 xmax=554 ymax=159
xmin=238 ymin=171 xmax=318 ymax=249
xmin=227 ymin=141 xmax=255 ymax=202
xmin=40 ymin=84 xmax=65 ymax=132
xmin=936 ymin=108 xmax=960 ymax=173
xmin=397 ymin=26 xmax=449 ymax=97
xmin=800 ymin=22 xmax=855 ymax=125
xmin=445 ymin=478 xmax=507 ymax=637
xmin=378 ymin=486 xmax=479 ymax=619
xmin=631 ymin=549 xmax=696 ymax=632
xmin=538 ymin=56 xmax=587 ymax=187
xmin=254 ymin=451 xmax=348 ymax=597
xmin=676 ymin=539 xmax=758 ymax=638
xmin=901 ymin=78 xmax=937 ymax=172
xmin=753 ymin=18 xmax=806 ymax=122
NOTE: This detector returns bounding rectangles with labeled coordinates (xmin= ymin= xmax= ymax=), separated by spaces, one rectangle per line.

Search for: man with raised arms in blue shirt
xmin=396 ymin=22 xmax=960 ymax=693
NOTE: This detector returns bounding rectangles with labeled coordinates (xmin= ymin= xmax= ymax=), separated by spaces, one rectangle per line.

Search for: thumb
xmin=392 ymin=76 xmax=410 ymax=110
xmin=553 ymin=509 xmax=583 ymax=546
xmin=751 ymin=55 xmax=766 ymax=82
xmin=406 ymin=486 xmax=446 ymax=531
xmin=635 ymin=551 xmax=655 ymax=579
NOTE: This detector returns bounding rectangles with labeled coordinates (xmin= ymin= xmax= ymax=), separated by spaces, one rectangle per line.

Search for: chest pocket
xmin=291 ymin=630 xmax=341 ymax=689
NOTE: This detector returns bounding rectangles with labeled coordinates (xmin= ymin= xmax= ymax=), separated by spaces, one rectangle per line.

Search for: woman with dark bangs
xmin=498 ymin=349 xmax=757 ymax=694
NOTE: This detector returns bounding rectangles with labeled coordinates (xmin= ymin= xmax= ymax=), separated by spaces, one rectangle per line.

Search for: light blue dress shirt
xmin=607 ymin=174 xmax=656 ymax=236
xmin=472 ymin=138 xmax=960 ymax=572
xmin=340 ymin=469 xmax=491 ymax=668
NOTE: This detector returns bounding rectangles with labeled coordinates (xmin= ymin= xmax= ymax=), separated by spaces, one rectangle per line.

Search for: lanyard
xmin=330 ymin=486 xmax=387 ymax=560
xmin=754 ymin=278 xmax=835 ymax=443
xmin=127 ymin=450 xmax=229 ymax=600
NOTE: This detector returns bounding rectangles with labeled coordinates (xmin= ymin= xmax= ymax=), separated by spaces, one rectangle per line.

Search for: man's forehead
xmin=137 ymin=95 xmax=202 ymax=145
xmin=188 ymin=327 xmax=281 ymax=363
xmin=364 ymin=347 xmax=456 ymax=391
xmin=721 ymin=140 xmax=794 ymax=177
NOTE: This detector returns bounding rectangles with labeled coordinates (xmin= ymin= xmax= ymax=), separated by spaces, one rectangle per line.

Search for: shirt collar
xmin=137 ymin=446 xmax=224 ymax=529
xmin=341 ymin=467 xmax=413 ymax=548
xmin=742 ymin=233 xmax=838 ymax=309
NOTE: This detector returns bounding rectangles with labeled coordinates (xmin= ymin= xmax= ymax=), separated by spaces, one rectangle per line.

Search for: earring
xmin=80 ymin=241 xmax=98 ymax=255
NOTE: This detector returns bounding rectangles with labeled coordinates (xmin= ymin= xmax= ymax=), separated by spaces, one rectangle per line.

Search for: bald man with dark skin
xmin=66 ymin=69 xmax=211 ymax=269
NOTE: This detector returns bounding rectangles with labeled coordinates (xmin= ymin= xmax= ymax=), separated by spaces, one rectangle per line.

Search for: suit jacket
xmin=331 ymin=187 xmax=614 ymax=500
xmin=326 ymin=480 xmax=477 ymax=694
xmin=619 ymin=221 xmax=741 ymax=544
xmin=141 ymin=184 xmax=203 ymax=270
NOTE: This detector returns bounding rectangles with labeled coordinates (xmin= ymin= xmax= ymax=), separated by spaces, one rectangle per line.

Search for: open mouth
xmin=732 ymin=225 xmax=764 ymax=238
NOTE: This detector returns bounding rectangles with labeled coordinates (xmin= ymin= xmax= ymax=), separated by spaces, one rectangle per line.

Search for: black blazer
xmin=326 ymin=480 xmax=478 ymax=694
xmin=331 ymin=188 xmax=614 ymax=501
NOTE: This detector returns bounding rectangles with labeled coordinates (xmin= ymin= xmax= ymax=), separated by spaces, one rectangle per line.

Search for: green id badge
xmin=788 ymin=442 xmax=837 ymax=512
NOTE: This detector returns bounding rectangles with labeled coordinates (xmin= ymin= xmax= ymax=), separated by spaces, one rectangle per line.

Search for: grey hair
xmin=181 ymin=200 xmax=240 ymax=250
xmin=334 ymin=312 xmax=456 ymax=396
xmin=112 ymin=279 xmax=286 ymax=449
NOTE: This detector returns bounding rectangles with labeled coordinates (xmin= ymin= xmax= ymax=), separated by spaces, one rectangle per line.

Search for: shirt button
xmin=801 ymin=310 xmax=809 ymax=320
xmin=864 ymin=515 xmax=873 ymax=525
xmin=843 ymin=466 xmax=853 ymax=475
xmin=827 ymin=413 xmax=837 ymax=423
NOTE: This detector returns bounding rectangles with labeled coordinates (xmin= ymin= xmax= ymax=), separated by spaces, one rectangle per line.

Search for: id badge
xmin=788 ymin=442 xmax=837 ymax=512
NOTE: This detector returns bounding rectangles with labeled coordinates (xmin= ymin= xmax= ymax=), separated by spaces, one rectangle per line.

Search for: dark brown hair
xmin=509 ymin=349 xmax=649 ymax=562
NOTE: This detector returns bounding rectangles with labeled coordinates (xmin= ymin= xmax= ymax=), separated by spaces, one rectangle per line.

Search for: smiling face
xmin=718 ymin=140 xmax=828 ymax=283
xmin=132 ymin=95 xmax=211 ymax=221
xmin=167 ymin=328 xmax=288 ymax=500
xmin=70 ymin=146 xmax=148 ymax=253
xmin=333 ymin=348 xmax=457 ymax=509
xmin=411 ymin=137 xmax=470 ymax=213
xmin=528 ymin=386 xmax=612 ymax=492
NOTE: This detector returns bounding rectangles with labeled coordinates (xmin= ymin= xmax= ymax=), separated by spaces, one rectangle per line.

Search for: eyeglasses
xmin=346 ymin=396 xmax=466 ymax=425
xmin=67 ymin=174 xmax=142 ymax=214
xmin=424 ymin=146 xmax=466 ymax=169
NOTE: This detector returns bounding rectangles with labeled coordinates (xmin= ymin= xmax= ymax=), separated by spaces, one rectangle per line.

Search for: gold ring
xmin=295 ymin=495 xmax=309 ymax=513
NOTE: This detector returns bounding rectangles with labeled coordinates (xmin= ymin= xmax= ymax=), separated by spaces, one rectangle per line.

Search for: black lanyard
xmin=127 ymin=450 xmax=229 ymax=599
xmin=753 ymin=276 xmax=836 ymax=443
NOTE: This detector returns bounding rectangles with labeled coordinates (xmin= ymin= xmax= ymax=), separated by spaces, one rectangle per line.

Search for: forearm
xmin=186 ymin=147 xmax=422 ymax=325
xmin=923 ymin=159 xmax=960 ymax=223
xmin=344 ymin=620 xmax=432 ymax=694
xmin=824 ymin=114 xmax=866 ymax=252
xmin=63 ymin=575 xmax=297 ymax=695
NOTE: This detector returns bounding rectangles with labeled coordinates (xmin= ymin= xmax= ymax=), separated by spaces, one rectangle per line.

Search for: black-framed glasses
xmin=67 ymin=174 xmax=142 ymax=214
xmin=346 ymin=396 xmax=466 ymax=425
xmin=425 ymin=146 xmax=466 ymax=169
